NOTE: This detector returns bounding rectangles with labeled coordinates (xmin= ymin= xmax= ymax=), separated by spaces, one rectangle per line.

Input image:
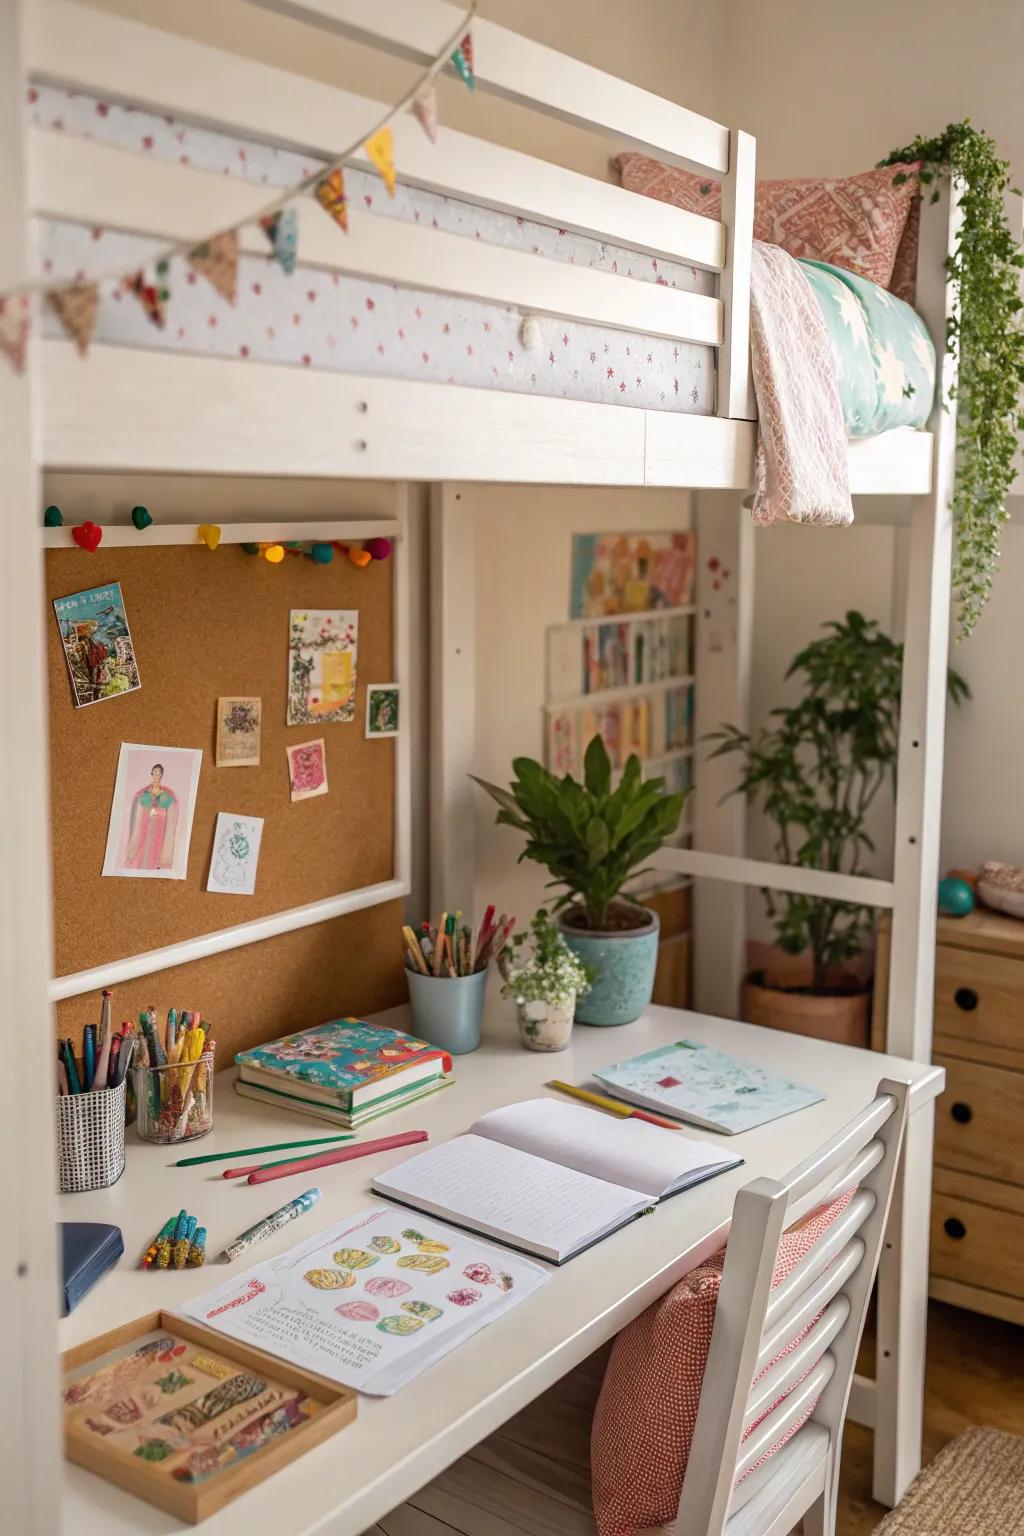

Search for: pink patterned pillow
xmin=591 ymin=1191 xmax=854 ymax=1536
xmin=616 ymin=153 xmax=920 ymax=291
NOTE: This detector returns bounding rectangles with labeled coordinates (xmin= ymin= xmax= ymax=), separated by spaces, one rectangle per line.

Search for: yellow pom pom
xmin=197 ymin=523 xmax=222 ymax=550
xmin=264 ymin=543 xmax=285 ymax=564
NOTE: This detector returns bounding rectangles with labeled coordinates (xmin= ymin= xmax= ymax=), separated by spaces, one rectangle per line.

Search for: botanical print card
xmin=53 ymin=581 xmax=141 ymax=707
xmin=178 ymin=1207 xmax=548 ymax=1397
xmin=287 ymin=609 xmax=358 ymax=726
xmin=215 ymin=696 xmax=262 ymax=767
xmin=207 ymin=812 xmax=264 ymax=895
xmin=102 ymin=743 xmax=202 ymax=880
xmin=62 ymin=1326 xmax=321 ymax=1484
xmin=570 ymin=532 xmax=695 ymax=618
xmin=365 ymin=684 xmax=399 ymax=738
xmin=286 ymin=738 xmax=328 ymax=802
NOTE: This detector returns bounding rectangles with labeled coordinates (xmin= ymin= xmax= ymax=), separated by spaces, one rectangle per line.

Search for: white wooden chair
xmin=672 ymin=1076 xmax=912 ymax=1536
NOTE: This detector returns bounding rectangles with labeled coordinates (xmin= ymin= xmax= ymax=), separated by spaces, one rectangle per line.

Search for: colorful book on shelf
xmin=233 ymin=1072 xmax=452 ymax=1130
xmin=234 ymin=1018 xmax=452 ymax=1115
xmin=593 ymin=1040 xmax=823 ymax=1136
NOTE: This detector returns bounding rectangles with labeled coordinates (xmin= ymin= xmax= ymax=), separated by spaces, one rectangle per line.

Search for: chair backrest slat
xmin=674 ymin=1077 xmax=911 ymax=1536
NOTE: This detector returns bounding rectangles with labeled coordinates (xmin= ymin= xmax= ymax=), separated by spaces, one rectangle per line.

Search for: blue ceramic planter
xmin=557 ymin=907 xmax=660 ymax=1026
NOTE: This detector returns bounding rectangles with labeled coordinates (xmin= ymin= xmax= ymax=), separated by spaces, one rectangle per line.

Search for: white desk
xmin=59 ymin=1005 xmax=943 ymax=1534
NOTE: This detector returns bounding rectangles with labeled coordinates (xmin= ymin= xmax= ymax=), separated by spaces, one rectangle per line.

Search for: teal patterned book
xmin=594 ymin=1040 xmax=823 ymax=1135
xmin=235 ymin=1018 xmax=450 ymax=1110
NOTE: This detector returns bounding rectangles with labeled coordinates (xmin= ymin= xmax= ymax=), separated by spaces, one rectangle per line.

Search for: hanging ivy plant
xmin=879 ymin=124 xmax=1024 ymax=639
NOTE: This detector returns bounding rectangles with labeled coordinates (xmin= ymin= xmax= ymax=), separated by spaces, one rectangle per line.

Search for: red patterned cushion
xmin=591 ymin=1191 xmax=854 ymax=1536
xmin=616 ymin=153 xmax=920 ymax=291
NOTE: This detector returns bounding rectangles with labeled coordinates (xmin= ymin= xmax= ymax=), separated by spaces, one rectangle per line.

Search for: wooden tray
xmin=62 ymin=1309 xmax=357 ymax=1523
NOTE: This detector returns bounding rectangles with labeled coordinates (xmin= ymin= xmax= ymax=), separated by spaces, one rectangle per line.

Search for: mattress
xmin=30 ymin=86 xmax=934 ymax=431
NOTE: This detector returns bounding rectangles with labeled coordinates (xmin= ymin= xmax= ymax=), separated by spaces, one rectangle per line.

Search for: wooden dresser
xmin=873 ymin=909 xmax=1024 ymax=1326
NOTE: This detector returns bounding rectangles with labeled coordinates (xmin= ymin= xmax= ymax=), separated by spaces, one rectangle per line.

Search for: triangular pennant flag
xmin=364 ymin=126 xmax=396 ymax=198
xmin=260 ymin=208 xmax=298 ymax=275
xmin=315 ymin=168 xmax=349 ymax=234
xmin=189 ymin=231 xmax=239 ymax=304
xmin=0 ymin=295 xmax=30 ymax=374
xmin=451 ymin=31 xmax=474 ymax=90
xmin=126 ymin=261 xmax=170 ymax=329
xmin=412 ymin=88 xmax=439 ymax=144
xmin=47 ymin=282 xmax=99 ymax=357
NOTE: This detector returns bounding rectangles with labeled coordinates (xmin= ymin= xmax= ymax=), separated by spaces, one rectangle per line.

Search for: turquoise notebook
xmin=235 ymin=1018 xmax=449 ymax=1110
xmin=594 ymin=1040 xmax=823 ymax=1135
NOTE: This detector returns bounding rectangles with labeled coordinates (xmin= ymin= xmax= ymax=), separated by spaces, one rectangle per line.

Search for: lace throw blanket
xmin=749 ymin=239 xmax=853 ymax=527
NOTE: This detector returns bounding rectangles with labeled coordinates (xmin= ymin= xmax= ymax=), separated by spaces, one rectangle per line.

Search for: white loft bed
xmin=2 ymin=1 xmax=958 ymax=1530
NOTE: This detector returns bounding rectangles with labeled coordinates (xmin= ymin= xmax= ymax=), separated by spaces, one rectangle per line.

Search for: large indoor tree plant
xmin=473 ymin=735 xmax=687 ymax=1025
xmin=708 ymin=611 xmax=968 ymax=1044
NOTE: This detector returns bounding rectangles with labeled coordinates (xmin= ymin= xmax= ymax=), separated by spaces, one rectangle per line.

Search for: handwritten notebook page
xmin=373 ymin=1134 xmax=650 ymax=1262
xmin=471 ymin=1099 xmax=737 ymax=1197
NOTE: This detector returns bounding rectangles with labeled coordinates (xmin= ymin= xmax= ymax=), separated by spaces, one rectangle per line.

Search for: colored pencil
xmin=548 ymin=1079 xmax=681 ymax=1130
xmin=174 ymin=1133 xmax=357 ymax=1167
xmin=246 ymin=1128 xmax=428 ymax=1185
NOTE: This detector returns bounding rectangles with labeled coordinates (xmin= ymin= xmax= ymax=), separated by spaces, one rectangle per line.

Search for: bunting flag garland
xmin=47 ymin=282 xmax=99 ymax=356
xmin=0 ymin=296 xmax=30 ymax=375
xmin=126 ymin=261 xmax=170 ymax=329
xmin=364 ymin=127 xmax=397 ymax=198
xmin=260 ymin=208 xmax=298 ymax=275
xmin=451 ymin=32 xmax=474 ymax=90
xmin=412 ymin=88 xmax=439 ymax=144
xmin=315 ymin=168 xmax=349 ymax=234
xmin=189 ymin=231 xmax=239 ymax=304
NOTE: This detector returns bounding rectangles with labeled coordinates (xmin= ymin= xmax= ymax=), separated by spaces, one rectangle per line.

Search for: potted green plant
xmin=473 ymin=736 xmax=688 ymax=1025
xmin=500 ymin=910 xmax=594 ymax=1051
xmin=707 ymin=611 xmax=968 ymax=1043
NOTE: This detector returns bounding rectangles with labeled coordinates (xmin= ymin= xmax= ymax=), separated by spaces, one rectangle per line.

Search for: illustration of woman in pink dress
xmin=125 ymin=764 xmax=179 ymax=870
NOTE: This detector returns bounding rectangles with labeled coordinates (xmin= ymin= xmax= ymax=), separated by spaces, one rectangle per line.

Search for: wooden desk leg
xmin=872 ymin=1099 xmax=934 ymax=1506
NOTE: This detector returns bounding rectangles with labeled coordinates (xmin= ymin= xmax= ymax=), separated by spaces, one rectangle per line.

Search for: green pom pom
xmin=310 ymin=542 xmax=334 ymax=564
xmin=241 ymin=543 xmax=261 ymax=556
xmin=43 ymin=505 xmax=63 ymax=527
xmin=131 ymin=505 xmax=153 ymax=530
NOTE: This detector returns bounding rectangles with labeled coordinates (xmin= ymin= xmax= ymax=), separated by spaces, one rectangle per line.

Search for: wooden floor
xmin=370 ymin=1301 xmax=1024 ymax=1535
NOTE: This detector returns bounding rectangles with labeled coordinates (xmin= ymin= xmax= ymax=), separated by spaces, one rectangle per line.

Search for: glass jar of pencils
xmin=134 ymin=1051 xmax=215 ymax=1144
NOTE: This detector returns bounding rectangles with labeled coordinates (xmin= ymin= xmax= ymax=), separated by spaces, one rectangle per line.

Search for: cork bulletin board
xmin=46 ymin=529 xmax=406 ymax=1054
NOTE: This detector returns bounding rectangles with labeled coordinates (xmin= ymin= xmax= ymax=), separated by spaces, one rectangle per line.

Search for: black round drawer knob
xmin=954 ymin=987 xmax=979 ymax=1012
xmin=951 ymin=1101 xmax=973 ymax=1125
xmin=944 ymin=1216 xmax=967 ymax=1241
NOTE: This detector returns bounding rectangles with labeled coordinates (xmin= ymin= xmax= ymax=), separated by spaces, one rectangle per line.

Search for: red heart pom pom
xmin=72 ymin=520 xmax=102 ymax=552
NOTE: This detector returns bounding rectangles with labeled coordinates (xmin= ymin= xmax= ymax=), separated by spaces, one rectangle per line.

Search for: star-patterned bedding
xmin=29 ymin=86 xmax=933 ymax=432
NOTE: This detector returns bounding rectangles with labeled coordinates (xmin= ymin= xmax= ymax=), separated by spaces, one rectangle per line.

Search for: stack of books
xmin=234 ymin=1018 xmax=453 ymax=1130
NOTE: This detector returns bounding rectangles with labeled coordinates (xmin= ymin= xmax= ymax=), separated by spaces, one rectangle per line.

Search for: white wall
xmin=716 ymin=0 xmax=1024 ymax=888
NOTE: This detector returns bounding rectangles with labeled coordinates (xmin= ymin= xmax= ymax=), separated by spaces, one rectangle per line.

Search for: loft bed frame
xmin=2 ymin=1 xmax=957 ymax=1529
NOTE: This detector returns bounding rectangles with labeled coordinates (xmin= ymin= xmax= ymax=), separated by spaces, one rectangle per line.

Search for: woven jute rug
xmin=872 ymin=1427 xmax=1024 ymax=1535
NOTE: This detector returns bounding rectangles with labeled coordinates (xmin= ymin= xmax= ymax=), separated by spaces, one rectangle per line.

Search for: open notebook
xmin=372 ymin=1098 xmax=742 ymax=1264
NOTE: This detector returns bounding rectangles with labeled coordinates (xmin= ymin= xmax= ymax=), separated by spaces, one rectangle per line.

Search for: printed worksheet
xmin=177 ymin=1207 xmax=548 ymax=1396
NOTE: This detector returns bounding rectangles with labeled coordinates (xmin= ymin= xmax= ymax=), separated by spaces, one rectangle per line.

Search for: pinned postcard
xmin=53 ymin=582 xmax=141 ymax=708
xmin=286 ymin=739 xmax=328 ymax=802
xmin=215 ymin=697 xmax=262 ymax=768
xmin=178 ymin=1207 xmax=548 ymax=1397
xmin=365 ymin=684 xmax=399 ymax=738
xmin=207 ymin=812 xmax=264 ymax=896
xmin=287 ymin=610 xmax=358 ymax=726
xmin=102 ymin=744 xmax=202 ymax=881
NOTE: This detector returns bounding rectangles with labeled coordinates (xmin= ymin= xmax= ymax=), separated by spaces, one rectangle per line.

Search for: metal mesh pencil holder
xmin=56 ymin=1077 xmax=127 ymax=1193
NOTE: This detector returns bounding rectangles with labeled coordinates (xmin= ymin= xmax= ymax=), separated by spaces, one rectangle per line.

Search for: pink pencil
xmin=246 ymin=1129 xmax=428 ymax=1185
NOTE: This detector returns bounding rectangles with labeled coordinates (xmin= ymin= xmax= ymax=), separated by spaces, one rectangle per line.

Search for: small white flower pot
xmin=516 ymin=995 xmax=576 ymax=1052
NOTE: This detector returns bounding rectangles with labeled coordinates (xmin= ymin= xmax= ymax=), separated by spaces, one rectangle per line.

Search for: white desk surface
xmin=59 ymin=1004 xmax=943 ymax=1535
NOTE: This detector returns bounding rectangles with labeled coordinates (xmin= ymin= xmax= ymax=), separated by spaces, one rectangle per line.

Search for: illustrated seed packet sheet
xmin=207 ymin=811 xmax=264 ymax=895
xmin=53 ymin=581 xmax=141 ymax=707
xmin=215 ymin=695 xmax=262 ymax=767
xmin=179 ymin=1207 xmax=548 ymax=1397
xmin=287 ymin=609 xmax=358 ymax=726
xmin=62 ymin=1328 xmax=321 ymax=1486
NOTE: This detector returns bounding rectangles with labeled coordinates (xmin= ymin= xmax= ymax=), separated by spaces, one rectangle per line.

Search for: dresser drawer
xmin=934 ymin=1055 xmax=1024 ymax=1183
xmin=934 ymin=942 xmax=1024 ymax=1054
xmin=931 ymin=1189 xmax=1024 ymax=1301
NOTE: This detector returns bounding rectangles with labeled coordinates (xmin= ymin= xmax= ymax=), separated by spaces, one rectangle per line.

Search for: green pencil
xmin=173 ymin=1133 xmax=355 ymax=1167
